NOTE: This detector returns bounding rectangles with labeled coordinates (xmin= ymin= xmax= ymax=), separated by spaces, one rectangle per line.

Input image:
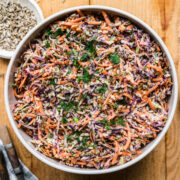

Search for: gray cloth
xmin=19 ymin=160 xmax=38 ymax=180
xmin=0 ymin=140 xmax=17 ymax=180
xmin=0 ymin=140 xmax=38 ymax=180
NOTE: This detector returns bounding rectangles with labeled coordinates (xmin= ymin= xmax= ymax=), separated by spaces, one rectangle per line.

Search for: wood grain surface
xmin=0 ymin=0 xmax=179 ymax=179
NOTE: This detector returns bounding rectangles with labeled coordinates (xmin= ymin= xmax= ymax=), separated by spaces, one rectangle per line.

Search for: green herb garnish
xmin=50 ymin=79 xmax=55 ymax=85
xmin=102 ymin=119 xmax=108 ymax=126
xmin=60 ymin=101 xmax=78 ymax=111
xmin=101 ymin=117 xmax=125 ymax=127
xmin=110 ymin=119 xmax=116 ymax=125
xmin=67 ymin=70 xmax=72 ymax=75
xmin=72 ymin=58 xmax=80 ymax=68
xmin=82 ymin=137 xmax=89 ymax=145
xmin=73 ymin=117 xmax=79 ymax=123
xmin=66 ymin=135 xmax=73 ymax=142
xmin=51 ymin=28 xmax=64 ymax=38
xmin=92 ymin=144 xmax=98 ymax=148
xmin=46 ymin=28 xmax=65 ymax=39
xmin=106 ymin=126 xmax=111 ymax=130
xmin=45 ymin=40 xmax=50 ymax=48
xmin=95 ymin=84 xmax=108 ymax=94
xmin=117 ymin=117 xmax=125 ymax=126
xmin=109 ymin=36 xmax=115 ymax=41
xmin=62 ymin=117 xmax=68 ymax=124
xmin=48 ymin=134 xmax=53 ymax=138
xmin=136 ymin=46 xmax=140 ymax=53
xmin=109 ymin=53 xmax=120 ymax=64
xmin=70 ymin=49 xmax=77 ymax=56
xmin=66 ymin=31 xmax=71 ymax=40
xmin=80 ymin=53 xmax=89 ymax=62
xmin=93 ymin=35 xmax=98 ymax=40
xmin=86 ymin=40 xmax=97 ymax=57
xmin=95 ymin=69 xmax=100 ymax=74
xmin=130 ymin=85 xmax=134 ymax=89
xmin=114 ymin=103 xmax=119 ymax=109
xmin=45 ymin=29 xmax=53 ymax=37
xmin=78 ymin=69 xmax=92 ymax=83
xmin=75 ymin=131 xmax=81 ymax=136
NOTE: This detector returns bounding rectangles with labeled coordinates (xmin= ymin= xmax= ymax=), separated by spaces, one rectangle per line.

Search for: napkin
xmin=0 ymin=126 xmax=38 ymax=180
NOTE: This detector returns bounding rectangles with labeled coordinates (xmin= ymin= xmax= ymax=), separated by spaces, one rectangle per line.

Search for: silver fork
xmin=0 ymin=139 xmax=18 ymax=180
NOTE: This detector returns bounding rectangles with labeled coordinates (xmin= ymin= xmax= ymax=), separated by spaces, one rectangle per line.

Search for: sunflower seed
xmin=0 ymin=1 xmax=37 ymax=51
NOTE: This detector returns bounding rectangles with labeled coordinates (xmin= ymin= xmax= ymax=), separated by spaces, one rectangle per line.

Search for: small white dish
xmin=0 ymin=0 xmax=44 ymax=59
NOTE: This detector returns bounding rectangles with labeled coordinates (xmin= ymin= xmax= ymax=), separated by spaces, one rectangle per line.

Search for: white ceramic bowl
xmin=0 ymin=0 xmax=44 ymax=59
xmin=5 ymin=5 xmax=178 ymax=175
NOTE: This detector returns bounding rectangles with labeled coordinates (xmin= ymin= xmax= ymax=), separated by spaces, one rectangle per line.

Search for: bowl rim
xmin=0 ymin=0 xmax=44 ymax=59
xmin=4 ymin=5 xmax=178 ymax=175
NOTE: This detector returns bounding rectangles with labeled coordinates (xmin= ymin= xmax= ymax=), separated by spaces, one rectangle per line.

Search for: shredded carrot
xmin=35 ymin=100 xmax=44 ymax=115
xmin=77 ymin=9 xmax=84 ymax=16
xmin=148 ymin=64 xmax=163 ymax=75
xmin=24 ymin=114 xmax=36 ymax=118
xmin=59 ymin=34 xmax=66 ymax=42
xmin=124 ymin=122 xmax=131 ymax=150
xmin=88 ymin=21 xmax=101 ymax=25
xmin=148 ymin=98 xmax=155 ymax=111
xmin=145 ymin=82 xmax=161 ymax=96
xmin=17 ymin=123 xmax=22 ymax=129
xmin=102 ymin=90 xmax=113 ymax=110
xmin=102 ymin=11 xmax=111 ymax=25
xmin=78 ymin=60 xmax=91 ymax=66
xmin=71 ymin=17 xmax=85 ymax=23
xmin=123 ymin=44 xmax=131 ymax=51
xmin=19 ymin=74 xmax=27 ymax=89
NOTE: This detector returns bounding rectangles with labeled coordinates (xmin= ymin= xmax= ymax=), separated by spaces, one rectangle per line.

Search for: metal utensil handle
xmin=0 ymin=142 xmax=17 ymax=180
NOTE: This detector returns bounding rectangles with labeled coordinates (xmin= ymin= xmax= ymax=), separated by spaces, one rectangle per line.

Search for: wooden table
xmin=0 ymin=0 xmax=179 ymax=179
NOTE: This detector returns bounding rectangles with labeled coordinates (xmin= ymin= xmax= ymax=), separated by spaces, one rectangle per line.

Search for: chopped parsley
xmin=45 ymin=40 xmax=50 ymax=48
xmin=71 ymin=49 xmax=77 ymax=56
xmin=109 ymin=36 xmax=115 ymax=41
xmin=102 ymin=119 xmax=108 ymax=126
xmin=46 ymin=28 xmax=65 ymax=39
xmin=72 ymin=58 xmax=80 ymax=68
xmin=95 ymin=84 xmax=108 ymax=94
xmin=80 ymin=53 xmax=89 ymax=62
xmin=48 ymin=134 xmax=53 ymax=138
xmin=60 ymin=101 xmax=78 ymax=111
xmin=66 ymin=134 xmax=73 ymax=142
xmin=78 ymin=69 xmax=92 ymax=83
xmin=67 ymin=70 xmax=72 ymax=75
xmin=77 ymin=136 xmax=90 ymax=150
xmin=114 ymin=103 xmax=119 ymax=109
xmin=73 ymin=117 xmax=79 ymax=123
xmin=110 ymin=119 xmax=116 ymax=125
xmin=62 ymin=117 xmax=68 ymax=124
xmin=117 ymin=117 xmax=125 ymax=126
xmin=101 ymin=117 xmax=125 ymax=127
xmin=45 ymin=29 xmax=53 ymax=37
xmin=82 ymin=136 xmax=89 ymax=145
xmin=51 ymin=28 xmax=64 ymax=38
xmin=136 ymin=46 xmax=140 ymax=53
xmin=109 ymin=53 xmax=120 ymax=64
xmin=86 ymin=40 xmax=97 ymax=57
xmin=66 ymin=31 xmax=71 ymax=40
xmin=50 ymin=79 xmax=55 ymax=85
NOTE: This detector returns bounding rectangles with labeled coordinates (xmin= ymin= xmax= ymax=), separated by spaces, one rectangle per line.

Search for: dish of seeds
xmin=12 ymin=10 xmax=173 ymax=169
xmin=0 ymin=1 xmax=37 ymax=51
